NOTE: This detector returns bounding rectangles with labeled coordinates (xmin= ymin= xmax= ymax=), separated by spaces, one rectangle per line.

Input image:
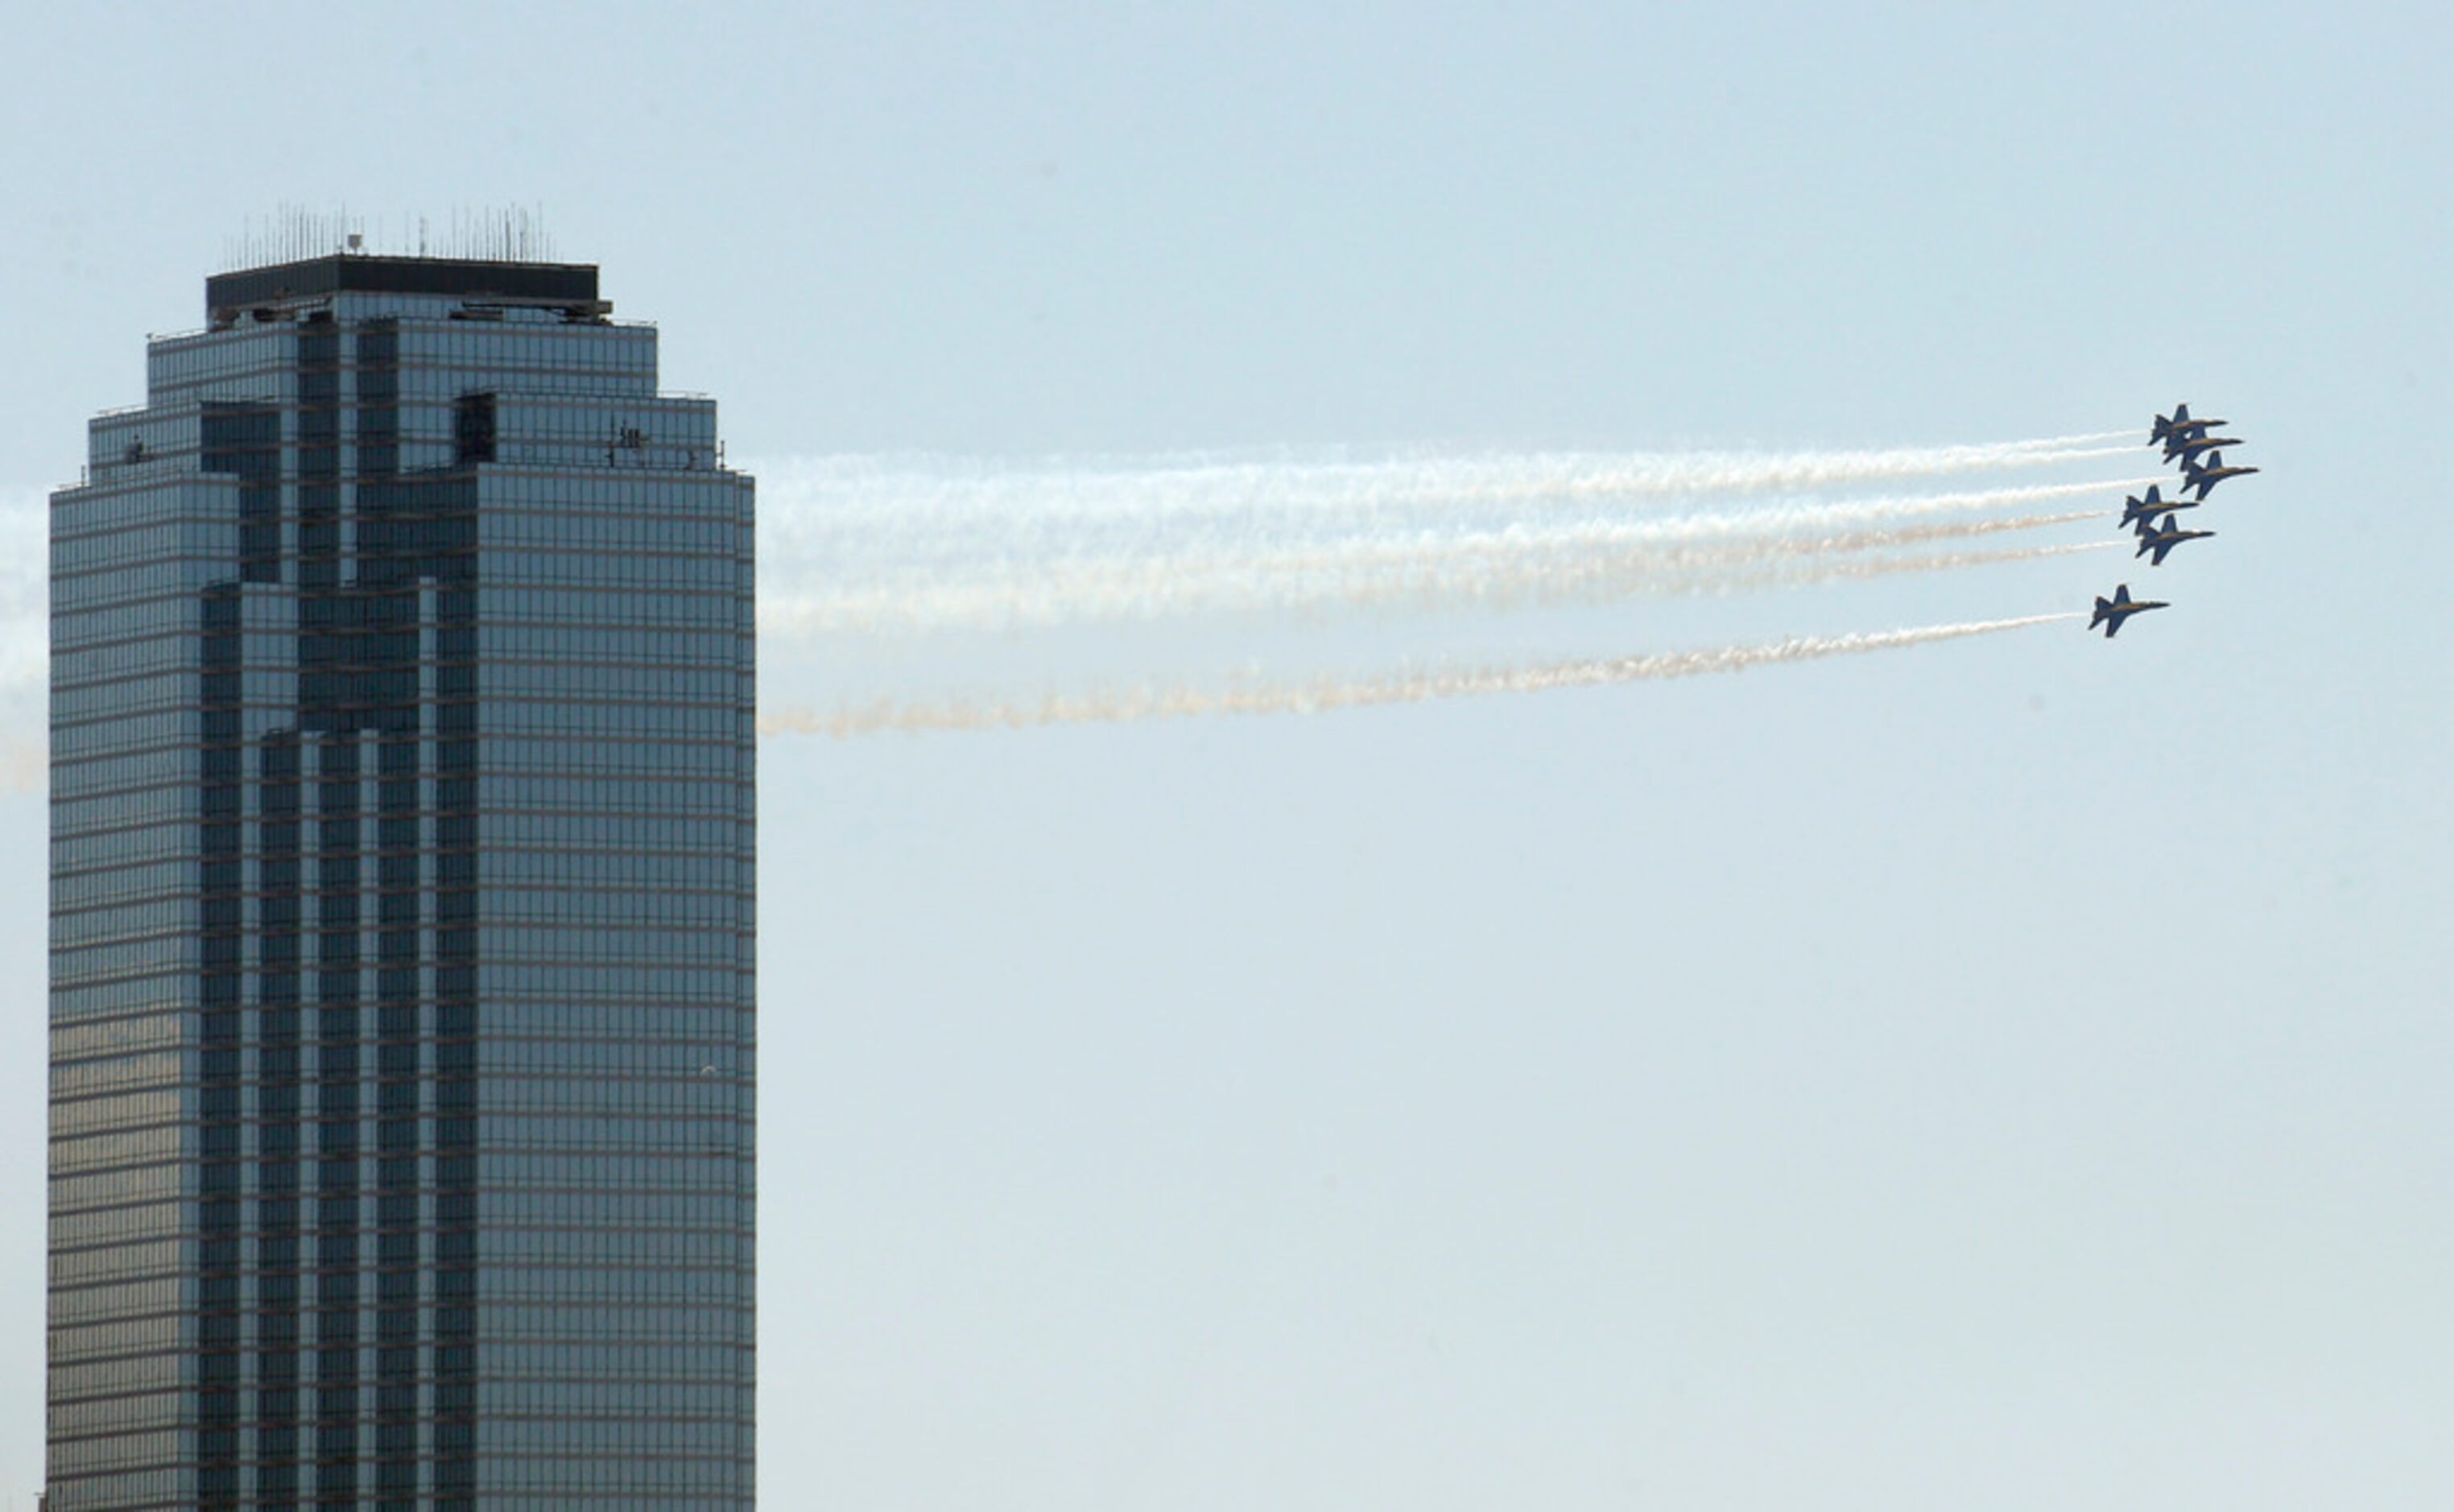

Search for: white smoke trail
xmin=765 ymin=518 xmax=2104 ymax=635
xmin=1473 ymin=535 xmax=2124 ymax=605
xmin=757 ymin=433 xmax=2145 ymax=539
xmin=762 ymin=478 xmax=2148 ymax=636
xmin=766 ymin=614 xmax=2081 ymax=738
xmin=0 ymin=735 xmax=40 ymax=795
xmin=0 ymin=496 xmax=45 ymax=728
xmin=1681 ymin=540 xmax=2118 ymax=601
xmin=792 ymin=471 xmax=2153 ymax=573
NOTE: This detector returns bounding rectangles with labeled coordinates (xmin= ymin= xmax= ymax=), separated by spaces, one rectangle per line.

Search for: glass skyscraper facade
xmin=50 ymin=254 xmax=756 ymax=1510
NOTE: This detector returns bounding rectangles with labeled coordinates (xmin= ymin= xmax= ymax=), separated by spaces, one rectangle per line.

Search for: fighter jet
xmin=2134 ymin=514 xmax=2214 ymax=566
xmin=2117 ymin=484 xmax=2199 ymax=532
xmin=2179 ymin=448 xmax=2259 ymax=500
xmin=2162 ymin=428 xmax=2245 ymax=466
xmin=2089 ymin=583 xmax=2169 ymax=638
xmin=2150 ymin=403 xmax=2228 ymax=448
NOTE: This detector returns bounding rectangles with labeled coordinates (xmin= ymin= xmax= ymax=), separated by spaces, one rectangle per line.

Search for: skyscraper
xmin=50 ymin=251 xmax=756 ymax=1510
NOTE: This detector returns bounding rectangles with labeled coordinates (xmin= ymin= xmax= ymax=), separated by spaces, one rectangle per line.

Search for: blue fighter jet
xmin=2117 ymin=484 xmax=2200 ymax=532
xmin=2163 ymin=428 xmax=2245 ymax=466
xmin=2179 ymin=448 xmax=2259 ymax=501
xmin=2150 ymin=403 xmax=2227 ymax=448
xmin=2089 ymin=583 xmax=2170 ymax=638
xmin=2134 ymin=514 xmax=2214 ymax=566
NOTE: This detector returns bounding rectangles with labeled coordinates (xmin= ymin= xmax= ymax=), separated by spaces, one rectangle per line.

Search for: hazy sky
xmin=3 ymin=2 xmax=2451 ymax=1507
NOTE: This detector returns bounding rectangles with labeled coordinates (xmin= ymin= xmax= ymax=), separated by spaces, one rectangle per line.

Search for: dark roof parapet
xmin=207 ymin=255 xmax=600 ymax=316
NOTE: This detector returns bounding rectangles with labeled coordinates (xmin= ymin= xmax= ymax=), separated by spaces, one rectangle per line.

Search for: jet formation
xmin=2093 ymin=403 xmax=2255 ymax=638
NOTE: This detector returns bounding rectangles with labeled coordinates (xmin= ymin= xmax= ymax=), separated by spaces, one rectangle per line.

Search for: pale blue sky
xmin=2 ymin=2 xmax=2449 ymax=1506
